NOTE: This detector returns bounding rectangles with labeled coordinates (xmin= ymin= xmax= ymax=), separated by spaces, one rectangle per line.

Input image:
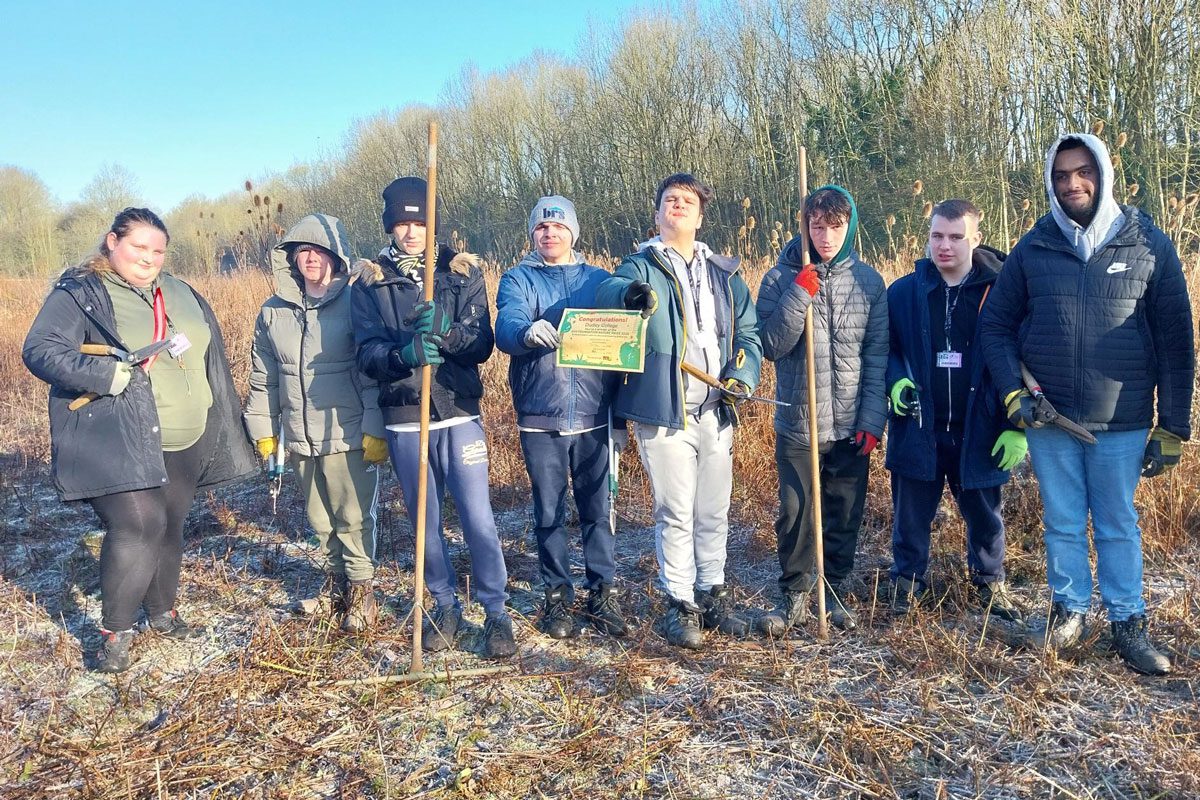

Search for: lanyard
xmin=942 ymin=268 xmax=973 ymax=346
xmin=677 ymin=250 xmax=706 ymax=332
xmin=129 ymin=284 xmax=171 ymax=371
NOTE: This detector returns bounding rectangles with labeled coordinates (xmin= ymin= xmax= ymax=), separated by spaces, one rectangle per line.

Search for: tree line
xmin=4 ymin=0 xmax=1199 ymax=276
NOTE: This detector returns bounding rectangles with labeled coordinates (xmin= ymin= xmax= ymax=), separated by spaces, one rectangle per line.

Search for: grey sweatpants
xmin=635 ymin=409 xmax=734 ymax=603
xmin=291 ymin=448 xmax=380 ymax=582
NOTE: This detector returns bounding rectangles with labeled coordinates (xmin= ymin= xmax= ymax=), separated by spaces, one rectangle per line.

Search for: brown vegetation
xmin=2 ymin=248 xmax=1198 ymax=797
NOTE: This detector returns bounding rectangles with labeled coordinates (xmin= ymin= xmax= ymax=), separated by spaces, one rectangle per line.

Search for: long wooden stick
xmin=410 ymin=121 xmax=439 ymax=673
xmin=799 ymin=146 xmax=829 ymax=640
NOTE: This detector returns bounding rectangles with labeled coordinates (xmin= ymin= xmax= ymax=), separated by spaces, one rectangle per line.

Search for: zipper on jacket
xmin=298 ymin=304 xmax=315 ymax=450
xmin=1074 ymin=256 xmax=1087 ymax=419
xmin=824 ymin=267 xmax=835 ymax=442
xmin=647 ymin=249 xmax=690 ymax=431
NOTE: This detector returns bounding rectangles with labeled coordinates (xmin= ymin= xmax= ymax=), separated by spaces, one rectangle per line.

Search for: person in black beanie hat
xmin=351 ymin=176 xmax=516 ymax=659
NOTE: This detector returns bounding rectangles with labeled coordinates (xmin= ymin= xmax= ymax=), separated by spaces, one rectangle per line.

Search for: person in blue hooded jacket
xmin=980 ymin=134 xmax=1194 ymax=675
xmin=885 ymin=199 xmax=1026 ymax=622
xmin=495 ymin=196 xmax=627 ymax=640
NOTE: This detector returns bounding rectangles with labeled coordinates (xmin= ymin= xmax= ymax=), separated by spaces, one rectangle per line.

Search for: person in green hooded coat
xmin=754 ymin=186 xmax=888 ymax=636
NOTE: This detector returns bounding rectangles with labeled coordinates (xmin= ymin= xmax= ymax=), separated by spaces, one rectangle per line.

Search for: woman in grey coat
xmin=244 ymin=214 xmax=388 ymax=633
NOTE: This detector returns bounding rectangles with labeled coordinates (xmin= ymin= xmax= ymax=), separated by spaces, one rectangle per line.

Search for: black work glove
xmin=1004 ymin=389 xmax=1041 ymax=429
xmin=623 ymin=281 xmax=659 ymax=318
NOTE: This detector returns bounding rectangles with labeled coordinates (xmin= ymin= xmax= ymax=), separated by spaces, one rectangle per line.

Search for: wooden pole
xmin=798 ymin=146 xmax=829 ymax=640
xmin=410 ymin=121 xmax=439 ymax=672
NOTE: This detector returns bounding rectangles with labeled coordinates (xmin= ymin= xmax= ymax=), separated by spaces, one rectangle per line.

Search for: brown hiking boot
xmin=342 ymin=580 xmax=378 ymax=634
xmin=293 ymin=573 xmax=348 ymax=619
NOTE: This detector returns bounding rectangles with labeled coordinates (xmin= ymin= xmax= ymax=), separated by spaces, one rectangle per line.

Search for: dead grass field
xmin=1 ymin=259 xmax=1198 ymax=799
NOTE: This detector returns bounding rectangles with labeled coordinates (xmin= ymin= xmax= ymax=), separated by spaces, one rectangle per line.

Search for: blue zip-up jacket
xmin=595 ymin=244 xmax=762 ymax=429
xmin=885 ymin=249 xmax=1014 ymax=489
xmin=496 ymin=252 xmax=617 ymax=431
xmin=979 ymin=208 xmax=1194 ymax=439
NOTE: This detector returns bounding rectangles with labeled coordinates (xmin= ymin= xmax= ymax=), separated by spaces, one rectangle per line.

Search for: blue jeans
xmin=1026 ymin=426 xmax=1148 ymax=621
xmin=387 ymin=420 xmax=509 ymax=617
xmin=519 ymin=427 xmax=615 ymax=594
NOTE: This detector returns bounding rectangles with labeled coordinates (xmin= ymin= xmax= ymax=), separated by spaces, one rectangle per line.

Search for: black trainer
xmin=483 ymin=614 xmax=518 ymax=659
xmin=96 ymin=629 xmax=134 ymax=674
xmin=1032 ymin=601 xmax=1086 ymax=650
xmin=824 ymin=584 xmax=858 ymax=631
xmin=663 ymin=598 xmax=703 ymax=649
xmin=758 ymin=590 xmax=810 ymax=638
xmin=422 ymin=603 xmax=462 ymax=652
xmin=1112 ymin=615 xmax=1171 ymax=675
xmin=146 ymin=609 xmax=206 ymax=640
xmin=696 ymin=585 xmax=750 ymax=636
xmin=540 ymin=587 xmax=580 ymax=640
xmin=975 ymin=581 xmax=1025 ymax=623
xmin=584 ymin=584 xmax=628 ymax=637
xmin=890 ymin=576 xmax=925 ymax=617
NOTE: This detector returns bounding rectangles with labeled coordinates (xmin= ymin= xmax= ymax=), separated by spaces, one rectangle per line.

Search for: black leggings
xmin=89 ymin=443 xmax=204 ymax=631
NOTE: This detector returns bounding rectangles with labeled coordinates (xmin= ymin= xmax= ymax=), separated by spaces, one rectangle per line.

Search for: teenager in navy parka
xmin=495 ymin=196 xmax=627 ymax=640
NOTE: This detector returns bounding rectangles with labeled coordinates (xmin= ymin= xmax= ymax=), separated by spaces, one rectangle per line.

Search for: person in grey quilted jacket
xmin=755 ymin=186 xmax=888 ymax=635
xmin=244 ymin=213 xmax=387 ymax=634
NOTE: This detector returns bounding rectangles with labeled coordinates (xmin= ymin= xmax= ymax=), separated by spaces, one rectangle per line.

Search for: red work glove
xmin=854 ymin=431 xmax=878 ymax=456
xmin=794 ymin=265 xmax=820 ymax=297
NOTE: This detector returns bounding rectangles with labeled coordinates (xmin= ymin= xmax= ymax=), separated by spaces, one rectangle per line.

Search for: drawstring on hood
xmin=1044 ymin=133 xmax=1124 ymax=263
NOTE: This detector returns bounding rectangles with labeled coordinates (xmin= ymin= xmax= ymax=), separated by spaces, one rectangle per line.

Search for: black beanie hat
xmin=381 ymin=176 xmax=432 ymax=233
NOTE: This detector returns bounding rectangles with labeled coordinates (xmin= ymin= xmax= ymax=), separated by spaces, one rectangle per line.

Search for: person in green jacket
xmin=244 ymin=214 xmax=389 ymax=634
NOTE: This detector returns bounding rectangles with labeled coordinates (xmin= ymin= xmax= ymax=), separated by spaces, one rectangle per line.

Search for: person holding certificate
xmin=495 ymin=196 xmax=628 ymax=640
xmin=596 ymin=173 xmax=762 ymax=650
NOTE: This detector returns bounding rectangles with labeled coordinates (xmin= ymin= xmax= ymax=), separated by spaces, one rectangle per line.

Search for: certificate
xmin=555 ymin=308 xmax=646 ymax=372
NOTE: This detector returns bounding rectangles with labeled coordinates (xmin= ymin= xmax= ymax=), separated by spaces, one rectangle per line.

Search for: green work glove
xmin=403 ymin=300 xmax=451 ymax=336
xmin=390 ymin=334 xmax=445 ymax=371
xmin=890 ymin=378 xmax=918 ymax=416
xmin=1004 ymin=389 xmax=1040 ymax=429
xmin=1141 ymin=427 xmax=1183 ymax=478
xmin=991 ymin=430 xmax=1028 ymax=471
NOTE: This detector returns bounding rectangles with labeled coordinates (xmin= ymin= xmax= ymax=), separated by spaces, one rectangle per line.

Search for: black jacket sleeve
xmin=22 ymin=286 xmax=118 ymax=396
xmin=442 ymin=264 xmax=495 ymax=365
xmin=1147 ymin=232 xmax=1195 ymax=439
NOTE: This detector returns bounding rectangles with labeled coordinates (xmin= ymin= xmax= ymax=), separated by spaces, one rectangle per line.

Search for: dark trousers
xmin=519 ymin=427 xmax=615 ymax=595
xmin=775 ymin=435 xmax=870 ymax=593
xmin=89 ymin=442 xmax=204 ymax=632
xmin=890 ymin=427 xmax=1005 ymax=589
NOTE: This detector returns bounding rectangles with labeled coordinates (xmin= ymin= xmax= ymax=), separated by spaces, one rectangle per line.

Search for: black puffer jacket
xmin=350 ymin=243 xmax=494 ymax=425
xmin=979 ymin=208 xmax=1194 ymax=438
xmin=756 ymin=237 xmax=889 ymax=446
xmin=22 ymin=267 xmax=256 ymax=501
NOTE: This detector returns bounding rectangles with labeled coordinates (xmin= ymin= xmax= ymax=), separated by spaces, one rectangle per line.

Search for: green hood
xmin=270 ymin=213 xmax=354 ymax=306
xmin=781 ymin=184 xmax=859 ymax=268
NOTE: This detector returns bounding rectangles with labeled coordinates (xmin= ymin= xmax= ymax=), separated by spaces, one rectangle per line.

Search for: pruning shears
xmin=267 ymin=428 xmax=286 ymax=514
xmin=680 ymin=361 xmax=791 ymax=407
xmin=1020 ymin=363 xmax=1098 ymax=445
xmin=69 ymin=340 xmax=175 ymax=411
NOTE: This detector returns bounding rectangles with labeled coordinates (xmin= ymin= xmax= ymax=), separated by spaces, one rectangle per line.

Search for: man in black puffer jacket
xmin=980 ymin=134 xmax=1194 ymax=675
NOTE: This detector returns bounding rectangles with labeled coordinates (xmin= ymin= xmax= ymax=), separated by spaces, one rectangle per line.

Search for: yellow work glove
xmin=255 ymin=437 xmax=277 ymax=461
xmin=362 ymin=434 xmax=390 ymax=464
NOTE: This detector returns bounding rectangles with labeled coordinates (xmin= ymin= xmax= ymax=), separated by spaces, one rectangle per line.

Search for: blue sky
xmin=2 ymin=0 xmax=648 ymax=211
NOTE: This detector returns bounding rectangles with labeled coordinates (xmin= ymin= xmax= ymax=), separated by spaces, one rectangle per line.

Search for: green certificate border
xmin=555 ymin=308 xmax=646 ymax=372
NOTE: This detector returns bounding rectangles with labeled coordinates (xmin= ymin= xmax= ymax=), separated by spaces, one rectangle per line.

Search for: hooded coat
xmin=495 ymin=250 xmax=616 ymax=431
xmin=979 ymin=134 xmax=1194 ymax=438
xmin=885 ymin=247 xmax=1014 ymax=488
xmin=594 ymin=241 xmax=762 ymax=430
xmin=243 ymin=214 xmax=384 ymax=456
xmin=22 ymin=263 xmax=256 ymax=501
xmin=351 ymin=243 xmax=494 ymax=425
xmin=755 ymin=185 xmax=889 ymax=446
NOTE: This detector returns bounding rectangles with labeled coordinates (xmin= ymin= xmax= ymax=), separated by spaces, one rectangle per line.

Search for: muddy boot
xmin=483 ymin=613 xmax=518 ymax=659
xmin=1031 ymin=601 xmax=1086 ymax=650
xmin=824 ymin=584 xmax=858 ymax=631
xmin=540 ymin=587 xmax=580 ymax=640
xmin=422 ymin=603 xmax=462 ymax=652
xmin=96 ymin=629 xmax=134 ymax=674
xmin=146 ymin=609 xmax=206 ymax=640
xmin=663 ymin=598 xmax=703 ymax=650
xmin=584 ymin=584 xmax=628 ymax=637
xmin=1112 ymin=614 xmax=1171 ymax=675
xmin=696 ymin=585 xmax=750 ymax=636
xmin=975 ymin=581 xmax=1025 ymax=623
xmin=759 ymin=590 xmax=810 ymax=638
xmin=293 ymin=573 xmax=346 ymax=618
xmin=342 ymin=580 xmax=378 ymax=634
xmin=890 ymin=576 xmax=926 ymax=617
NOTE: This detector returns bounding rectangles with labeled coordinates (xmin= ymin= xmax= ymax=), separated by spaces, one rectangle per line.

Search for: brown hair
xmin=804 ymin=188 xmax=852 ymax=225
xmin=655 ymin=173 xmax=714 ymax=212
xmin=99 ymin=207 xmax=170 ymax=256
xmin=930 ymin=198 xmax=981 ymax=225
